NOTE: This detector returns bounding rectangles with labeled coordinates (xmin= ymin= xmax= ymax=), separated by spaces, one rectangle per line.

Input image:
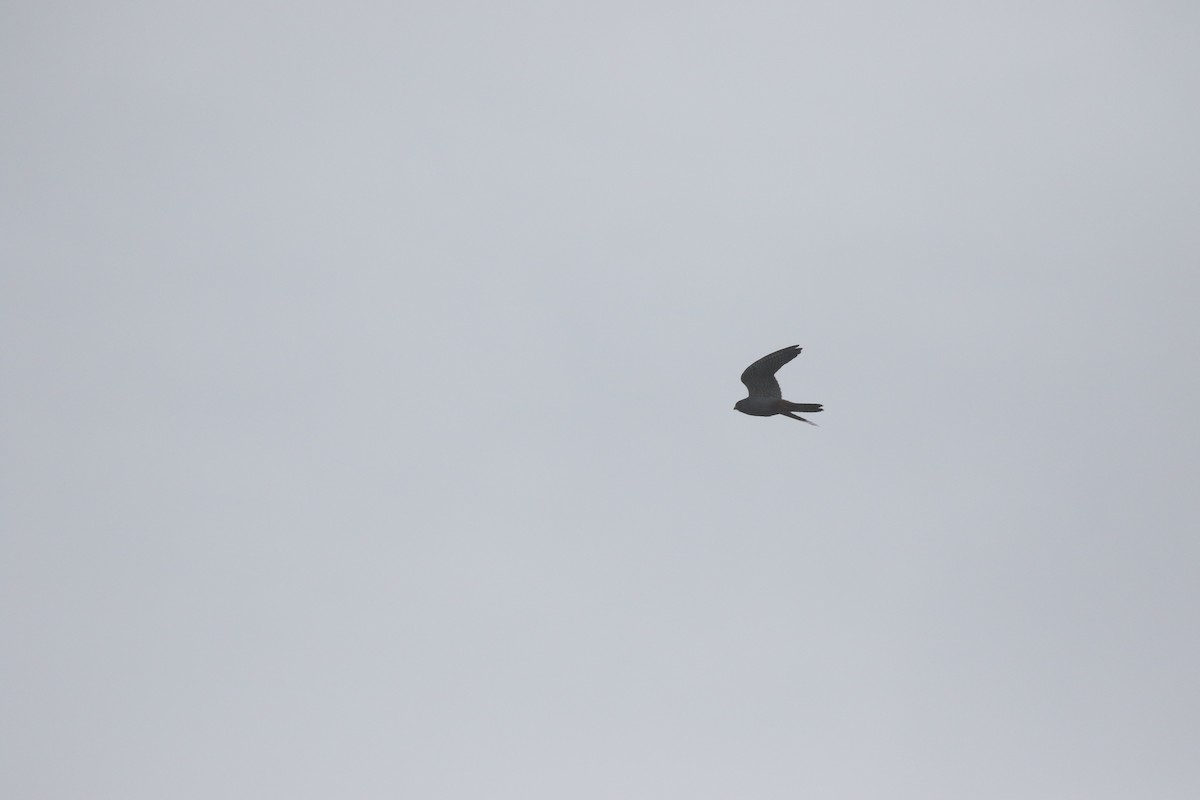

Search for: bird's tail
xmin=783 ymin=401 xmax=823 ymax=413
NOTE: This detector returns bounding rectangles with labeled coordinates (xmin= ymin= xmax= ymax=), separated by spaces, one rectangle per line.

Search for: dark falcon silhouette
xmin=734 ymin=345 xmax=824 ymax=425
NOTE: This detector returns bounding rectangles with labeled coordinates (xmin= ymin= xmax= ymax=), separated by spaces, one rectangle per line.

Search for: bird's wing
xmin=740 ymin=345 xmax=802 ymax=398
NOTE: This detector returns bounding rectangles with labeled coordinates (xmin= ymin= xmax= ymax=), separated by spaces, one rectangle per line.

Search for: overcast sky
xmin=4 ymin=1 xmax=1199 ymax=798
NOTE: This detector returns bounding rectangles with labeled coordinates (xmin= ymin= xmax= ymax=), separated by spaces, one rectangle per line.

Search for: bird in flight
xmin=734 ymin=345 xmax=824 ymax=425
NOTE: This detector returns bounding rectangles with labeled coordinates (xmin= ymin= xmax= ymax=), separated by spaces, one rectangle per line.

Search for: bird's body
xmin=733 ymin=396 xmax=786 ymax=416
xmin=734 ymin=345 xmax=823 ymax=425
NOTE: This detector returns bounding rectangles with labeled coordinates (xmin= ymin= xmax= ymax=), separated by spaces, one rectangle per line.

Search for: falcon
xmin=734 ymin=345 xmax=824 ymax=425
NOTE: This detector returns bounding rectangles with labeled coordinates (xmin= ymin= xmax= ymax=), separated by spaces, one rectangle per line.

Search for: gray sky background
xmin=4 ymin=1 xmax=1199 ymax=798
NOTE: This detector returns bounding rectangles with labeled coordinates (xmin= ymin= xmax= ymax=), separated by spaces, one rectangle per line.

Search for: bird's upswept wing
xmin=740 ymin=345 xmax=802 ymax=398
